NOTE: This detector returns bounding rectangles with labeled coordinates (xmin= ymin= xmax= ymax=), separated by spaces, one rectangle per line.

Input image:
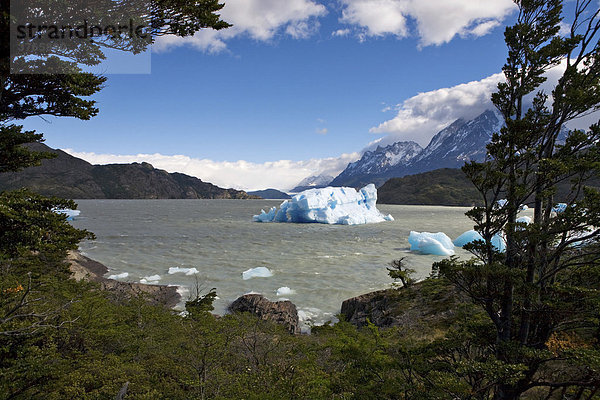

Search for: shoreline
xmin=67 ymin=250 xmax=181 ymax=308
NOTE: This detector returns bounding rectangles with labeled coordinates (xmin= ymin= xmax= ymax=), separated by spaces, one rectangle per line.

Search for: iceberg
xmin=140 ymin=274 xmax=161 ymax=285
xmin=54 ymin=208 xmax=81 ymax=221
xmin=252 ymin=184 xmax=393 ymax=225
xmin=453 ymin=230 xmax=484 ymax=247
xmin=408 ymin=231 xmax=455 ymax=256
xmin=168 ymin=267 xmax=199 ymax=276
xmin=242 ymin=267 xmax=273 ymax=280
xmin=453 ymin=229 xmax=506 ymax=252
xmin=516 ymin=216 xmax=532 ymax=224
xmin=276 ymin=286 xmax=295 ymax=296
xmin=254 ymin=206 xmax=277 ymax=222
xmin=496 ymin=199 xmax=508 ymax=209
xmin=552 ymin=203 xmax=567 ymax=213
xmin=107 ymin=272 xmax=129 ymax=280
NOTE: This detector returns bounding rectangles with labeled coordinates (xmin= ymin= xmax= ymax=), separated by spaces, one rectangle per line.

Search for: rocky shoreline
xmin=67 ymin=251 xmax=181 ymax=308
xmin=68 ymin=251 xmax=462 ymax=334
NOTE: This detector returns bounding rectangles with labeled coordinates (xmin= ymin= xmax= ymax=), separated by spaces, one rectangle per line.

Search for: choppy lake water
xmin=72 ymin=200 xmax=476 ymax=329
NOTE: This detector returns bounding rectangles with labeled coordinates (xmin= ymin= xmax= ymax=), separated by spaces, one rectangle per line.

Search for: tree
xmin=387 ymin=258 xmax=416 ymax=288
xmin=436 ymin=0 xmax=600 ymax=398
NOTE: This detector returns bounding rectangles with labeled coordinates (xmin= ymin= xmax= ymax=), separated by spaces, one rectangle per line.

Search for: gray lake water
xmin=72 ymin=200 xmax=476 ymax=329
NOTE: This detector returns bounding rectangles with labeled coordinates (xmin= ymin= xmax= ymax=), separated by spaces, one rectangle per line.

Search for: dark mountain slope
xmin=378 ymin=168 xmax=600 ymax=206
xmin=0 ymin=143 xmax=257 ymax=199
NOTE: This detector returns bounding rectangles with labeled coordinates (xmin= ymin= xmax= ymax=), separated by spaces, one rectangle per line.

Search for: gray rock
xmin=229 ymin=294 xmax=300 ymax=334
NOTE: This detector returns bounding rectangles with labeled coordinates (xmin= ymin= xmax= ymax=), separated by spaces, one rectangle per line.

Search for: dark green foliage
xmin=0 ymin=125 xmax=55 ymax=173
xmin=185 ymin=287 xmax=218 ymax=318
xmin=378 ymin=168 xmax=600 ymax=206
xmin=434 ymin=1 xmax=600 ymax=398
xmin=0 ymin=189 xmax=92 ymax=260
xmin=378 ymin=168 xmax=483 ymax=206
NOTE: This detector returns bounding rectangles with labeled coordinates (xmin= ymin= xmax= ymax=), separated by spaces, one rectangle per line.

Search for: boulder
xmin=229 ymin=294 xmax=300 ymax=334
xmin=341 ymin=280 xmax=468 ymax=330
xmin=341 ymin=290 xmax=399 ymax=328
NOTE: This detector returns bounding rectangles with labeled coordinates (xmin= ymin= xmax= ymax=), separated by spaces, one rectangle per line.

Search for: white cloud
xmin=153 ymin=0 xmax=327 ymax=52
xmin=340 ymin=0 xmax=409 ymax=38
xmin=338 ymin=0 xmax=516 ymax=46
xmin=62 ymin=150 xmax=359 ymax=192
xmin=370 ymin=73 xmax=504 ymax=146
xmin=316 ymin=127 xmax=328 ymax=135
xmin=332 ymin=28 xmax=351 ymax=37
xmin=369 ymin=60 xmax=600 ymax=148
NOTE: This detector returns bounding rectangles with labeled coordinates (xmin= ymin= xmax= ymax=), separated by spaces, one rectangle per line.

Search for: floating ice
xmin=54 ymin=208 xmax=81 ymax=221
xmin=168 ymin=267 xmax=199 ymax=276
xmin=252 ymin=184 xmax=393 ymax=225
xmin=552 ymin=203 xmax=567 ymax=213
xmin=516 ymin=216 xmax=532 ymax=224
xmin=492 ymin=234 xmax=506 ymax=253
xmin=276 ymin=286 xmax=295 ymax=296
xmin=242 ymin=267 xmax=273 ymax=280
xmin=453 ymin=230 xmax=484 ymax=247
xmin=140 ymin=274 xmax=161 ymax=284
xmin=107 ymin=272 xmax=129 ymax=280
xmin=254 ymin=206 xmax=277 ymax=222
xmin=453 ymin=230 xmax=506 ymax=252
xmin=408 ymin=231 xmax=455 ymax=256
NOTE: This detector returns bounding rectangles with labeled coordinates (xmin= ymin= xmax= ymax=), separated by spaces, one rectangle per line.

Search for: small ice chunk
xmin=107 ymin=272 xmax=129 ymax=280
xmin=168 ymin=267 xmax=199 ymax=276
xmin=276 ymin=287 xmax=295 ymax=296
xmin=140 ymin=274 xmax=161 ymax=284
xmin=54 ymin=208 xmax=81 ymax=221
xmin=242 ymin=267 xmax=273 ymax=280
xmin=516 ymin=216 xmax=532 ymax=224
xmin=252 ymin=184 xmax=393 ymax=225
xmin=552 ymin=203 xmax=567 ymax=213
xmin=408 ymin=231 xmax=455 ymax=256
xmin=453 ymin=230 xmax=484 ymax=247
xmin=496 ymin=199 xmax=508 ymax=209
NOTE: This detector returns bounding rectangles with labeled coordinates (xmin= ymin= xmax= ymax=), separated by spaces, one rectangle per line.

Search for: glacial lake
xmin=72 ymin=200 xmax=478 ymax=329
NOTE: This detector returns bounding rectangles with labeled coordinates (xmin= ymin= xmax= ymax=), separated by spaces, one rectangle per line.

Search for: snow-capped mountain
xmin=331 ymin=109 xmax=503 ymax=188
xmin=290 ymin=174 xmax=335 ymax=193
xmin=330 ymin=141 xmax=423 ymax=187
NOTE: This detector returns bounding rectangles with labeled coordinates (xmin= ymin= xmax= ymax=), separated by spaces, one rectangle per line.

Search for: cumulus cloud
xmin=316 ymin=128 xmax=328 ymax=135
xmin=62 ymin=150 xmax=359 ymax=192
xmin=370 ymin=60 xmax=600 ymax=148
xmin=338 ymin=0 xmax=516 ymax=46
xmin=153 ymin=0 xmax=327 ymax=52
xmin=370 ymin=73 xmax=504 ymax=146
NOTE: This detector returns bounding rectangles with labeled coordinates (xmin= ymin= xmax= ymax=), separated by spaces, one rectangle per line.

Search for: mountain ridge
xmin=331 ymin=109 xmax=503 ymax=188
xmin=0 ymin=143 xmax=258 ymax=199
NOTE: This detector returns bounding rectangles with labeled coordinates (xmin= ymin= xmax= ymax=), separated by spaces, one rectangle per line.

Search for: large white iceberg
xmin=408 ymin=231 xmax=455 ymax=256
xmin=252 ymin=184 xmax=393 ymax=225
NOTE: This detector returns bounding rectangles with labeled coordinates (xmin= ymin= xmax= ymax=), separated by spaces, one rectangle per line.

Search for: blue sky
xmin=21 ymin=0 xmax=582 ymax=191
